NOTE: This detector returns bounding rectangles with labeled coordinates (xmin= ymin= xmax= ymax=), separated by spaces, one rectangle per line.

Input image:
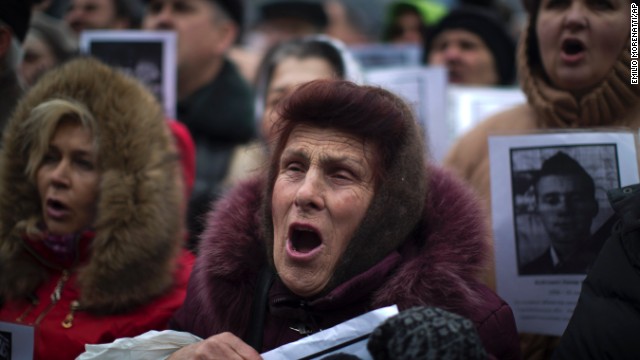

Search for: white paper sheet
xmin=0 ymin=321 xmax=34 ymax=360
xmin=261 ymin=305 xmax=398 ymax=360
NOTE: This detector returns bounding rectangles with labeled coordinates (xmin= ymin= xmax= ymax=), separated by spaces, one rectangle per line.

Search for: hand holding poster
xmin=488 ymin=130 xmax=639 ymax=336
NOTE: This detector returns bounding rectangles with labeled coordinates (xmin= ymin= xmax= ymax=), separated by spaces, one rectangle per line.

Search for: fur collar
xmin=0 ymin=58 xmax=183 ymax=313
xmin=184 ymin=164 xmax=488 ymax=337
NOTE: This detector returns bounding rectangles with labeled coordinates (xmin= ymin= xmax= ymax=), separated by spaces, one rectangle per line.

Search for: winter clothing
xmin=171 ymin=166 xmax=521 ymax=359
xmin=257 ymin=1 xmax=328 ymax=29
xmin=177 ymin=58 xmax=255 ymax=250
xmin=383 ymin=0 xmax=448 ymax=41
xmin=553 ymin=183 xmax=640 ymax=359
xmin=444 ymin=21 xmax=640 ymax=291
xmin=444 ymin=12 xmax=640 ymax=360
xmin=0 ymin=58 xmax=194 ymax=360
xmin=424 ymin=6 xmax=516 ymax=85
xmin=0 ymin=71 xmax=23 ymax=137
xmin=367 ymin=306 xmax=488 ymax=360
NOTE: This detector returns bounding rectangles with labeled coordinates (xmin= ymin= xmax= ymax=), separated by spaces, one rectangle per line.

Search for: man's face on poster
xmin=536 ymin=174 xmax=598 ymax=254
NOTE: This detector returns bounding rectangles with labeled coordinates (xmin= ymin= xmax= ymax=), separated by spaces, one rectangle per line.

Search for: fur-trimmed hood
xmin=175 ymin=163 xmax=489 ymax=339
xmin=0 ymin=58 xmax=183 ymax=313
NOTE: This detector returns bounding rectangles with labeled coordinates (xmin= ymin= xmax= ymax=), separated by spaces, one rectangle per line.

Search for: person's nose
xmin=49 ymin=161 xmax=71 ymax=189
xmin=442 ymin=45 xmax=462 ymax=63
xmin=556 ymin=195 xmax=572 ymax=213
xmin=563 ymin=2 xmax=588 ymax=31
xmin=294 ymin=169 xmax=325 ymax=212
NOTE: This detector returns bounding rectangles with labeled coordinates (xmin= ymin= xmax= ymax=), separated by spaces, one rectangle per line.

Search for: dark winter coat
xmin=553 ymin=184 xmax=640 ymax=359
xmin=171 ymin=165 xmax=522 ymax=359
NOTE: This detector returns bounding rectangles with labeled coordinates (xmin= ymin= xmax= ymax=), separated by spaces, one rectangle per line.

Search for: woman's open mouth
xmin=286 ymin=225 xmax=323 ymax=260
xmin=561 ymin=38 xmax=586 ymax=64
xmin=45 ymin=199 xmax=70 ymax=220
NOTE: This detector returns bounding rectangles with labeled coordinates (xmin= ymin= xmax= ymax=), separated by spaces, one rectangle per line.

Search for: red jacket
xmin=0 ymin=234 xmax=194 ymax=360
xmin=0 ymin=59 xmax=195 ymax=360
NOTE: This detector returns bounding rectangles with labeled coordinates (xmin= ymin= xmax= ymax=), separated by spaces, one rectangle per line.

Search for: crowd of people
xmin=0 ymin=0 xmax=637 ymax=359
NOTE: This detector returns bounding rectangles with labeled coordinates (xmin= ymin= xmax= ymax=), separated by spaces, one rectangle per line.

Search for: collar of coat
xmin=178 ymin=164 xmax=490 ymax=339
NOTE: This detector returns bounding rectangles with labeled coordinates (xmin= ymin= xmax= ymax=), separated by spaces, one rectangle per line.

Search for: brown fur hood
xmin=0 ymin=58 xmax=183 ymax=313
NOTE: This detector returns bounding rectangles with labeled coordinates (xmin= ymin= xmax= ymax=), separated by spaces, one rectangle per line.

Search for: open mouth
xmin=562 ymin=39 xmax=585 ymax=56
xmin=289 ymin=226 xmax=322 ymax=254
xmin=47 ymin=199 xmax=68 ymax=211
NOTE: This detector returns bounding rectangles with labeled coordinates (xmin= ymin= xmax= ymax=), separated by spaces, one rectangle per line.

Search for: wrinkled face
xmin=20 ymin=34 xmax=57 ymax=87
xmin=37 ymin=122 xmax=100 ymax=236
xmin=272 ymin=125 xmax=375 ymax=297
xmin=536 ymin=0 xmax=630 ymax=96
xmin=64 ymin=0 xmax=126 ymax=35
xmin=391 ymin=11 xmax=423 ymax=44
xmin=143 ymin=0 xmax=230 ymax=72
xmin=536 ymin=175 xmax=597 ymax=255
xmin=428 ymin=29 xmax=499 ymax=85
xmin=262 ymin=57 xmax=337 ymax=139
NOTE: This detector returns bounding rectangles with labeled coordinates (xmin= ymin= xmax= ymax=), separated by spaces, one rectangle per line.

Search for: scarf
xmin=518 ymin=20 xmax=640 ymax=128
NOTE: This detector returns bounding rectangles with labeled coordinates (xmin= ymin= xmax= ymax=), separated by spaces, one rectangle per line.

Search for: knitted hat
xmin=212 ymin=0 xmax=244 ymax=26
xmin=0 ymin=0 xmax=32 ymax=43
xmin=425 ymin=6 xmax=516 ymax=85
xmin=257 ymin=1 xmax=328 ymax=29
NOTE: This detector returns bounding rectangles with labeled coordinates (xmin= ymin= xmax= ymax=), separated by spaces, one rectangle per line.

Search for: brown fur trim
xmin=0 ymin=58 xmax=183 ymax=313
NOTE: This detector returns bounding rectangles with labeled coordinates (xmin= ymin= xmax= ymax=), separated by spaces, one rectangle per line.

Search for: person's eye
xmin=542 ymin=195 xmax=560 ymax=206
xmin=588 ymin=0 xmax=614 ymax=10
xmin=330 ymin=167 xmax=357 ymax=183
xmin=285 ymin=162 xmax=304 ymax=173
xmin=544 ymin=0 xmax=569 ymax=9
xmin=75 ymin=158 xmax=95 ymax=171
xmin=41 ymin=152 xmax=59 ymax=165
xmin=173 ymin=1 xmax=193 ymax=12
xmin=459 ymin=41 xmax=477 ymax=51
xmin=147 ymin=1 xmax=163 ymax=14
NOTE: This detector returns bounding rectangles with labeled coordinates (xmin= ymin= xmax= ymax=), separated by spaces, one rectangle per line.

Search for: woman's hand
xmin=168 ymin=332 xmax=262 ymax=360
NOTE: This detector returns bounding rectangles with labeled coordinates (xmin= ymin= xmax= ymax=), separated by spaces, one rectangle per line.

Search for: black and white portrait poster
xmin=489 ymin=131 xmax=639 ymax=336
xmin=79 ymin=30 xmax=177 ymax=118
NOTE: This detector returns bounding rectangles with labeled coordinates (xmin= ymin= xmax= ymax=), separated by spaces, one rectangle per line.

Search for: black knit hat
xmin=0 ymin=0 xmax=32 ymax=43
xmin=258 ymin=1 xmax=328 ymax=29
xmin=214 ymin=0 xmax=244 ymax=26
xmin=425 ymin=6 xmax=516 ymax=85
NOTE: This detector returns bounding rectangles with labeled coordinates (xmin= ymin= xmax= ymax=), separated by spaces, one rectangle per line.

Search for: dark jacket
xmin=177 ymin=59 xmax=255 ymax=249
xmin=171 ymin=165 xmax=522 ymax=359
xmin=553 ymin=184 xmax=640 ymax=359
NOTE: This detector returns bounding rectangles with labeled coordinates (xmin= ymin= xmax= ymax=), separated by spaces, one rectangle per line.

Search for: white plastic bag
xmin=76 ymin=330 xmax=202 ymax=360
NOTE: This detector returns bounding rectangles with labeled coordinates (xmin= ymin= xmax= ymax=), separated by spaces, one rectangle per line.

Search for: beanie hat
xmin=212 ymin=0 xmax=244 ymax=26
xmin=258 ymin=1 xmax=328 ymax=29
xmin=425 ymin=6 xmax=516 ymax=85
xmin=0 ymin=0 xmax=32 ymax=43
